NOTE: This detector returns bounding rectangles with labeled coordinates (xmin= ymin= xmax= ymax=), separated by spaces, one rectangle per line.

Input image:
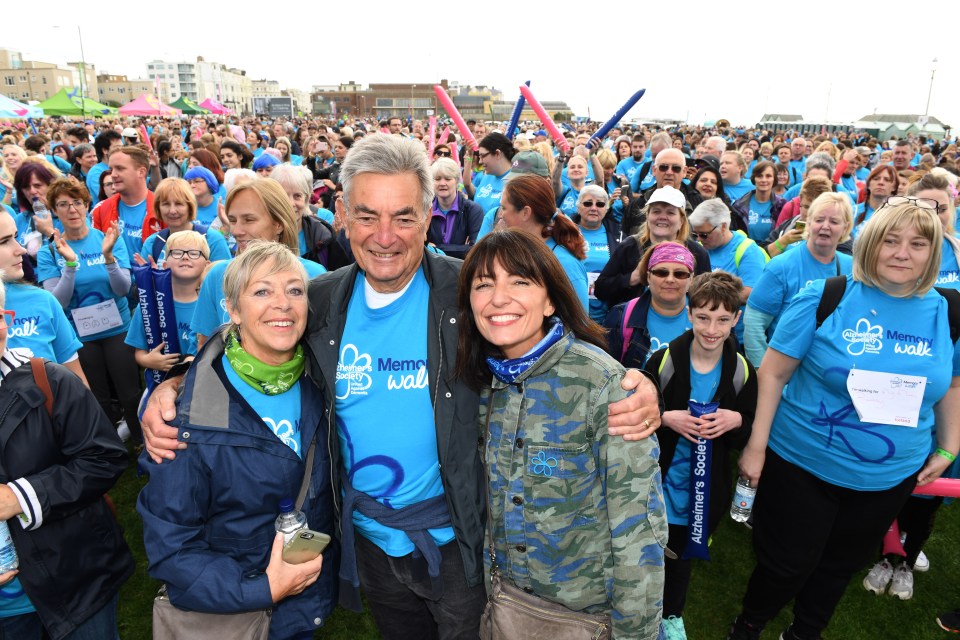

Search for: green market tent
xmin=36 ymin=88 xmax=116 ymax=117
xmin=170 ymin=96 xmax=209 ymax=115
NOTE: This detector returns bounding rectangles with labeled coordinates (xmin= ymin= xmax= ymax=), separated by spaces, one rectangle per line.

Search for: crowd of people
xmin=0 ymin=109 xmax=959 ymax=639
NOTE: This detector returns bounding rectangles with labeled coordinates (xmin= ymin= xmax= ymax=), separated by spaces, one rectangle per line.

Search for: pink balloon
xmin=433 ymin=86 xmax=478 ymax=151
xmin=519 ymin=85 xmax=570 ymax=154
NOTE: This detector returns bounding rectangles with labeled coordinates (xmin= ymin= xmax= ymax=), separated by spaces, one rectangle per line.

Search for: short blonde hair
xmin=153 ymin=178 xmax=197 ymax=223
xmin=596 ymin=149 xmax=617 ymax=171
xmin=853 ymin=203 xmax=942 ymax=297
xmin=225 ymin=180 xmax=299 ymax=252
xmin=806 ymin=192 xmax=854 ymax=243
xmin=221 ymin=240 xmax=307 ymax=339
xmin=166 ymin=230 xmax=210 ymax=259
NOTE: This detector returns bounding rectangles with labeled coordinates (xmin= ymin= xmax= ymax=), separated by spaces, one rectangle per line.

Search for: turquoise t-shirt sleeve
xmin=47 ymin=294 xmax=83 ymax=361
xmin=206 ymin=229 xmax=232 ymax=262
xmin=125 ymin=305 xmax=148 ymax=349
xmin=476 ymin=209 xmax=497 ymax=240
xmin=738 ymin=244 xmax=766 ymax=288
xmin=768 ymin=279 xmax=826 ymax=360
xmin=316 ymin=208 xmax=335 ymax=225
xmin=300 ymin=257 xmax=326 ymax=278
xmin=36 ymin=244 xmax=62 ymax=282
xmin=140 ymin=235 xmax=156 ymax=263
xmin=191 ymin=263 xmax=226 ymax=338
xmin=746 ymin=262 xmax=786 ymax=316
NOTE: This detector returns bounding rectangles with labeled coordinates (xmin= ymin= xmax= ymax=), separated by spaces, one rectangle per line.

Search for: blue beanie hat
xmin=252 ymin=154 xmax=280 ymax=171
xmin=183 ymin=166 xmax=218 ymax=195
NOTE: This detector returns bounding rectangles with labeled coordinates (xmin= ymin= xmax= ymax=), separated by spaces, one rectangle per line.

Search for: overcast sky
xmin=8 ymin=1 xmax=960 ymax=131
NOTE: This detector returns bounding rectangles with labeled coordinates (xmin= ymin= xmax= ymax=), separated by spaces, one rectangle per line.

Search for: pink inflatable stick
xmin=433 ymin=86 xmax=478 ymax=151
xmin=519 ymin=85 xmax=570 ymax=154
xmin=428 ymin=116 xmax=437 ymax=156
xmin=912 ymin=477 xmax=960 ymax=498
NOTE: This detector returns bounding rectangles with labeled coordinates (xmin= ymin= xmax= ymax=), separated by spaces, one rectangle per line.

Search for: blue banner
xmin=152 ymin=268 xmax=181 ymax=355
xmin=684 ymin=400 xmax=718 ymax=560
xmin=133 ymin=264 xmax=163 ymax=391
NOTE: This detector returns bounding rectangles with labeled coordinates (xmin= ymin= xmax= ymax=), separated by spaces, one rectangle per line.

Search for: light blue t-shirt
xmin=36 ymin=228 xmax=132 ymax=342
xmin=472 ymin=170 xmax=509 ymax=219
xmin=86 ymin=162 xmax=108 ymax=202
xmin=580 ymin=225 xmax=610 ymax=322
xmin=745 ymin=196 xmax=774 ymax=243
xmin=13 ymin=212 xmax=65 ymax=248
xmin=724 ymin=178 xmax=754 ymax=203
xmin=117 ymin=199 xmax=147 ymax=257
xmin=616 ymin=157 xmax=646 ymax=193
xmin=664 ymin=358 xmax=722 ymax=525
xmin=126 ymin=298 xmax=199 ymax=358
xmin=646 ymin=307 xmax=692 ymax=364
xmin=194 ymin=194 xmax=223 ymax=226
xmin=0 ymin=578 xmax=34 ymax=617
xmin=191 ymin=257 xmax=325 ymax=339
xmin=335 ymin=268 xmax=454 ymax=556
xmin=707 ymin=232 xmax=766 ymax=341
xmin=546 ymin=238 xmax=589 ymax=312
xmin=140 ymin=226 xmax=232 ymax=267
xmin=768 ymin=277 xmax=960 ymax=490
xmin=4 ymin=282 xmax=82 ymax=363
xmin=222 ymin=354 xmax=302 ymax=455
xmin=557 ymin=187 xmax=580 ymax=217
xmin=937 ymin=238 xmax=960 ymax=290
xmin=747 ymin=242 xmax=852 ymax=336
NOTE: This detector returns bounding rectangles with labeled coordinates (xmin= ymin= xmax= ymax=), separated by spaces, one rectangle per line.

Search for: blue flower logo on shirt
xmin=842 ymin=318 xmax=883 ymax=356
xmin=531 ymin=450 xmax=558 ymax=477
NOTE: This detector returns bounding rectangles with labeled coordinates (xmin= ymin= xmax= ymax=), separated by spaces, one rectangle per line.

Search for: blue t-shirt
xmin=747 ymin=242 xmax=852 ymax=336
xmin=126 ymin=298 xmax=199 ymax=357
xmin=191 ymin=257 xmax=325 ymax=339
xmin=86 ymin=162 xmax=108 ymax=202
xmin=472 ymin=170 xmax=509 ymax=219
xmin=476 ymin=208 xmax=498 ymax=240
xmin=664 ymin=358 xmax=722 ymax=525
xmin=745 ymin=196 xmax=774 ymax=243
xmin=768 ymin=277 xmax=960 ymax=490
xmin=616 ymin=157 xmax=646 ymax=192
xmin=222 ymin=354 xmax=302 ymax=455
xmin=117 ymin=199 xmax=147 ymax=256
xmin=36 ymin=228 xmax=132 ymax=342
xmin=140 ymin=225 xmax=232 ymax=267
xmin=707 ymin=232 xmax=766 ymax=341
xmin=13 ymin=212 xmax=65 ymax=248
xmin=605 ymin=178 xmax=624 ymax=223
xmin=724 ymin=178 xmax=754 ymax=203
xmin=646 ymin=307 xmax=692 ymax=364
xmin=194 ymin=194 xmax=223 ymax=226
xmin=546 ymin=238 xmax=589 ymax=311
xmin=557 ymin=187 xmax=580 ymax=217
xmin=335 ymin=268 xmax=454 ymax=556
xmin=0 ymin=578 xmax=34 ymax=617
xmin=937 ymin=238 xmax=960 ymax=290
xmin=4 ymin=282 xmax=82 ymax=363
xmin=580 ymin=225 xmax=610 ymax=322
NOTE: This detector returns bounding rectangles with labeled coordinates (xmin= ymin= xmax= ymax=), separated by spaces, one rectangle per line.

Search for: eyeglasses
xmin=55 ymin=199 xmax=86 ymax=211
xmin=648 ymin=268 xmax=692 ymax=280
xmin=434 ymin=150 xmax=452 ymax=158
xmin=0 ymin=310 xmax=15 ymax=328
xmin=478 ymin=151 xmax=491 ymax=162
xmin=581 ymin=200 xmax=607 ymax=209
xmin=657 ymin=164 xmax=685 ymax=173
xmin=692 ymin=226 xmax=718 ymax=240
xmin=168 ymin=249 xmax=206 ymax=260
xmin=188 ymin=179 xmax=208 ymax=186
xmin=883 ymin=195 xmax=945 ymax=214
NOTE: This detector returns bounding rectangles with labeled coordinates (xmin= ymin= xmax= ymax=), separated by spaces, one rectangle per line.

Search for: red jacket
xmin=92 ymin=192 xmax=163 ymax=242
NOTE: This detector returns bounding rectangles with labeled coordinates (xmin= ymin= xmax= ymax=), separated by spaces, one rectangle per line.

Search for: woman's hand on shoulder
xmin=661 ymin=410 xmax=701 ymax=444
xmin=698 ymin=409 xmax=742 ymax=439
xmin=265 ymin=532 xmax=324 ymax=603
xmin=609 ymin=369 xmax=661 ymax=440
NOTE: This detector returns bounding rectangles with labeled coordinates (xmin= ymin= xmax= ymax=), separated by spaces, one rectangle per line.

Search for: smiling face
xmin=695 ymin=172 xmax=718 ymax=199
xmin=689 ymin=303 xmax=740 ymax=355
xmin=220 ymin=147 xmax=241 ymax=170
xmin=577 ymin=194 xmax=608 ymax=229
xmin=567 ymin=156 xmax=587 ymax=180
xmin=2 ymin=147 xmax=22 ymax=173
xmin=165 ymin=242 xmax=209 ymax=280
xmin=753 ymin=166 xmax=775 ymax=194
xmin=346 ymin=172 xmax=427 ymax=294
xmin=158 ymin=196 xmax=192 ymax=231
xmin=227 ymin=262 xmax=307 ymax=366
xmin=78 ymin=148 xmax=98 ymax=171
xmin=648 ymin=261 xmax=692 ymax=308
xmin=0 ymin=213 xmax=26 ymax=280
xmin=646 ymin=203 xmax=683 ymax=242
xmin=469 ymin=259 xmax=555 ymax=359
xmin=875 ymin=223 xmax=932 ymax=295
xmin=227 ymin=189 xmax=283 ymax=253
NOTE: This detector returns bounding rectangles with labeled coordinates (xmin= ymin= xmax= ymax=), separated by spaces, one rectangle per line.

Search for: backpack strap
xmin=733 ymin=352 xmax=749 ymax=396
xmin=30 ymin=358 xmax=53 ymax=417
xmin=152 ymin=228 xmax=171 ymax=263
xmin=934 ymin=286 xmax=960 ymax=344
xmin=657 ymin=347 xmax=675 ymax=389
xmin=816 ymin=275 xmax=848 ymax=330
xmin=619 ymin=297 xmax=641 ymax=362
xmin=733 ymin=230 xmax=770 ymax=267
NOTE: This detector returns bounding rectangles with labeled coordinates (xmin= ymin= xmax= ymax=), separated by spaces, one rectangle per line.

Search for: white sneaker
xmin=662 ymin=616 xmax=687 ymax=640
xmin=116 ymin=419 xmax=131 ymax=442
xmin=863 ymin=559 xmax=893 ymax=595
xmin=888 ymin=562 xmax=914 ymax=600
xmin=914 ymin=550 xmax=929 ymax=572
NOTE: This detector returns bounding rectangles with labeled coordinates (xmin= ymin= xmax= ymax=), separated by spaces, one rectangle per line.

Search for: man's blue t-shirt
xmin=747 ymin=242 xmax=852 ymax=336
xmin=707 ymin=232 xmax=766 ymax=341
xmin=223 ymin=354 xmax=302 ymax=455
xmin=616 ymin=157 xmax=645 ymax=192
xmin=117 ymin=199 xmax=147 ymax=256
xmin=4 ymin=283 xmax=82 ymax=362
xmin=335 ymin=268 xmax=454 ymax=556
xmin=664 ymin=357 xmax=722 ymax=525
xmin=768 ymin=277 xmax=960 ymax=490
xmin=126 ymin=298 xmax=199 ymax=358
xmin=36 ymin=228 xmax=132 ymax=342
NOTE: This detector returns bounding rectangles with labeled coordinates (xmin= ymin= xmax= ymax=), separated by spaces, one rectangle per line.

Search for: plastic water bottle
xmin=0 ymin=520 xmax=19 ymax=573
xmin=730 ymin=478 xmax=756 ymax=523
xmin=275 ymin=499 xmax=307 ymax=545
xmin=32 ymin=197 xmax=51 ymax=222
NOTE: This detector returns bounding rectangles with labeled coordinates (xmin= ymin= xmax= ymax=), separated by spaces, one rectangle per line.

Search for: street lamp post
xmin=924 ymin=57 xmax=938 ymax=117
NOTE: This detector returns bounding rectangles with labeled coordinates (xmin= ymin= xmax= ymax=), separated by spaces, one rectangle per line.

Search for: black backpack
xmin=151 ymin=223 xmax=209 ymax=264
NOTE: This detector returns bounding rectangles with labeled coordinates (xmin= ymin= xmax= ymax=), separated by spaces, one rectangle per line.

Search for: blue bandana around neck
xmin=486 ymin=318 xmax=565 ymax=384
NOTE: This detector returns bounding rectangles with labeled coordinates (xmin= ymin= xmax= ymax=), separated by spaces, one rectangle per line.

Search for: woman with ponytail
xmin=498 ymin=174 xmax=589 ymax=309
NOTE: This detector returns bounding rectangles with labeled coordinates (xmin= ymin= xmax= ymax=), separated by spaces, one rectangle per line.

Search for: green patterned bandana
xmin=224 ymin=330 xmax=304 ymax=395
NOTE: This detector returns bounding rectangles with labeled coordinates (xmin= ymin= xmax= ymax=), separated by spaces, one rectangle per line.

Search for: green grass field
xmin=112 ymin=448 xmax=960 ymax=639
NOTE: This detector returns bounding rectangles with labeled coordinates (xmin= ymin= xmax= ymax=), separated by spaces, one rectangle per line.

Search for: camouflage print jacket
xmin=480 ymin=332 xmax=667 ymax=640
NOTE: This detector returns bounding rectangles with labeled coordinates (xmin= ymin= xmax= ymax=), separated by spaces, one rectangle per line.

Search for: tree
xmin=553 ymin=111 xmax=574 ymax=123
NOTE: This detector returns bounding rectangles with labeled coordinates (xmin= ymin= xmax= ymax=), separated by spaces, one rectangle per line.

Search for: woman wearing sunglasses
xmin=728 ymin=199 xmax=960 ymax=640
xmin=571 ymin=185 xmax=620 ymax=322
xmin=604 ymin=242 xmax=694 ymax=368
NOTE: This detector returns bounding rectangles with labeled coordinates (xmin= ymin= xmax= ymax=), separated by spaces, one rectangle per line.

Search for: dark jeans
xmin=894 ymin=495 xmax=944 ymax=567
xmin=739 ymin=450 xmax=917 ymax=639
xmin=355 ymin=533 xmax=486 ymax=640
xmin=0 ymin=593 xmax=119 ymax=640
xmin=78 ymin=333 xmax=142 ymax=443
xmin=664 ymin=524 xmax=693 ymax=618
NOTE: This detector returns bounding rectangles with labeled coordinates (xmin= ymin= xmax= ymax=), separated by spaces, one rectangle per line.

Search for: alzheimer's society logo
xmin=842 ymin=318 xmax=883 ymax=356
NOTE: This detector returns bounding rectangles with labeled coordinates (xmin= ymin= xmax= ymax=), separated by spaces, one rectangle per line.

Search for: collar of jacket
xmin=489 ymin=331 xmax=574 ymax=390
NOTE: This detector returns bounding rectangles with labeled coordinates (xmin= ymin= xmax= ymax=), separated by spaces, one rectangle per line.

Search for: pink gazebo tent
xmin=199 ymin=98 xmax=232 ymax=115
xmin=119 ymin=94 xmax=181 ymax=116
